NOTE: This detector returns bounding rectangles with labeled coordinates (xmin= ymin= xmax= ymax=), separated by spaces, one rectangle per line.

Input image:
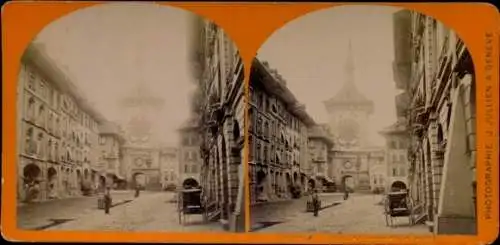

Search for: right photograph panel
xmin=247 ymin=5 xmax=476 ymax=235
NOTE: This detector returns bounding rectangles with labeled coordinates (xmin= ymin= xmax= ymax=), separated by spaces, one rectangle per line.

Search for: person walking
xmin=312 ymin=189 xmax=320 ymax=217
xmin=343 ymin=187 xmax=349 ymax=200
xmin=104 ymin=186 xmax=112 ymax=214
xmin=134 ymin=184 xmax=141 ymax=198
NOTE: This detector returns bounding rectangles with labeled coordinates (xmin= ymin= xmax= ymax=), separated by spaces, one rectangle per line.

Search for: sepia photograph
xmin=248 ymin=5 xmax=476 ymax=235
xmin=16 ymin=3 xmax=245 ymax=232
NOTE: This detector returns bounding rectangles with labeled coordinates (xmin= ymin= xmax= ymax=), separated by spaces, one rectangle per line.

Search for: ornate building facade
xmin=17 ymin=44 xmax=105 ymax=202
xmin=178 ymin=118 xmax=202 ymax=189
xmin=190 ymin=17 xmax=245 ymax=231
xmin=248 ymin=59 xmax=315 ymax=204
xmin=379 ymin=118 xmax=410 ymax=192
xmin=392 ymin=10 xmax=476 ymax=234
xmin=307 ymin=125 xmax=335 ymax=191
xmin=97 ymin=122 xmax=127 ymax=190
xmin=159 ymin=146 xmax=178 ymax=190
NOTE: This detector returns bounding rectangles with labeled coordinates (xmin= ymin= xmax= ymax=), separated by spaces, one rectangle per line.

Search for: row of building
xmin=17 ymin=44 xmax=180 ymax=203
xmin=248 ymin=42 xmax=412 ymax=206
xmin=392 ymin=10 xmax=476 ymax=234
xmin=185 ymin=16 xmax=246 ymax=231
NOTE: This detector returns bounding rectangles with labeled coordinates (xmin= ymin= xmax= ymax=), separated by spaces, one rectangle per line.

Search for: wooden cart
xmin=177 ymin=188 xmax=205 ymax=225
xmin=383 ymin=190 xmax=414 ymax=227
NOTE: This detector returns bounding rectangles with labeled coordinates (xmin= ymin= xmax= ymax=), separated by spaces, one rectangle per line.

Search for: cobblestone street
xmin=251 ymin=193 xmax=344 ymax=231
xmin=252 ymin=193 xmax=430 ymax=234
xmin=18 ymin=191 xmax=223 ymax=232
xmin=17 ymin=190 xmax=138 ymax=230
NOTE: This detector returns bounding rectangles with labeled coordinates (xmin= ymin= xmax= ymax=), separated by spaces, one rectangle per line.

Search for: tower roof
xmin=324 ymin=40 xmax=374 ymax=110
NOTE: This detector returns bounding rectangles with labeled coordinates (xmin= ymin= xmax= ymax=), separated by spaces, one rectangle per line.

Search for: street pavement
xmin=17 ymin=190 xmax=138 ymax=230
xmin=251 ymin=193 xmax=430 ymax=234
xmin=250 ymin=193 xmax=344 ymax=230
xmin=44 ymin=191 xmax=224 ymax=232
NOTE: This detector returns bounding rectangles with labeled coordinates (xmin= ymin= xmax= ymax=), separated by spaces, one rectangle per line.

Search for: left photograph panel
xmin=16 ymin=3 xmax=246 ymax=233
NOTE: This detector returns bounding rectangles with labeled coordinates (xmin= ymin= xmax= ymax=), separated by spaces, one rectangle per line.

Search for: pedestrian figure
xmin=104 ymin=186 xmax=112 ymax=214
xmin=312 ymin=189 xmax=320 ymax=217
xmin=344 ymin=188 xmax=349 ymax=200
xmin=135 ymin=184 xmax=141 ymax=198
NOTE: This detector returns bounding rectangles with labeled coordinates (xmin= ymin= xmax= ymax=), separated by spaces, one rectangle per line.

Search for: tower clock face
xmin=337 ymin=118 xmax=360 ymax=143
xmin=343 ymin=161 xmax=353 ymax=169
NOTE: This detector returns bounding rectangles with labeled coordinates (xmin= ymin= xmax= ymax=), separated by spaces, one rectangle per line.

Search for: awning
xmin=316 ymin=174 xmax=334 ymax=184
xmin=115 ymin=174 xmax=126 ymax=181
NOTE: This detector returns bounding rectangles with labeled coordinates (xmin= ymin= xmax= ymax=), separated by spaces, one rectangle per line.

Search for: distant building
xmin=159 ymin=146 xmax=178 ymax=190
xmin=177 ymin=118 xmax=202 ymax=189
xmin=97 ymin=122 xmax=127 ymax=190
xmin=392 ymin=10 xmax=476 ymax=234
xmin=367 ymin=149 xmax=386 ymax=192
xmin=17 ymin=43 xmax=106 ymax=202
xmin=379 ymin=118 xmax=409 ymax=193
xmin=249 ymin=58 xmax=315 ymax=204
xmin=307 ymin=125 xmax=335 ymax=191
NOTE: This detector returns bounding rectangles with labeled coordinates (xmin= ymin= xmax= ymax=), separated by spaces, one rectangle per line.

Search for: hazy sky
xmin=35 ymin=3 xmax=197 ymax=146
xmin=258 ymin=5 xmax=403 ymax=146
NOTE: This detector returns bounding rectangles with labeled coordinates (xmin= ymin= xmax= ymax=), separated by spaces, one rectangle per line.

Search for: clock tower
xmin=119 ymin=84 xmax=165 ymax=146
xmin=323 ymin=41 xmax=374 ymax=149
xmin=119 ymin=83 xmax=165 ymax=190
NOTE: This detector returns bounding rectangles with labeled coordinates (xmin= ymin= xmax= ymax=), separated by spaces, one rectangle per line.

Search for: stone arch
xmin=182 ymin=177 xmax=200 ymax=189
xmin=390 ymin=180 xmax=407 ymax=191
xmin=285 ymin=173 xmax=291 ymax=195
xmin=132 ymin=172 xmax=146 ymax=188
xmin=308 ymin=178 xmax=316 ymax=190
xmin=47 ymin=167 xmax=58 ymax=198
xmin=341 ymin=175 xmax=354 ymax=192
xmin=63 ymin=168 xmax=71 ymax=195
xmin=293 ymin=172 xmax=298 ymax=184
xmin=22 ymin=163 xmax=42 ymax=202
xmin=23 ymin=163 xmax=41 ymax=183
xmin=76 ymin=169 xmax=82 ymax=192
xmin=256 ymin=169 xmax=268 ymax=201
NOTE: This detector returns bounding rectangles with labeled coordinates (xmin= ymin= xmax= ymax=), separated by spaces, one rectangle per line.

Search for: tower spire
xmin=345 ymin=40 xmax=355 ymax=85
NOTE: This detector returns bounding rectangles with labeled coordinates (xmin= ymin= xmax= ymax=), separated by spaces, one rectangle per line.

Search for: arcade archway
xmin=76 ymin=169 xmax=82 ymax=191
xmin=133 ymin=172 xmax=146 ymax=188
xmin=256 ymin=169 xmax=267 ymax=201
xmin=23 ymin=163 xmax=41 ymax=183
xmin=341 ymin=175 xmax=354 ymax=192
xmin=47 ymin=167 xmax=58 ymax=198
xmin=22 ymin=163 xmax=41 ymax=201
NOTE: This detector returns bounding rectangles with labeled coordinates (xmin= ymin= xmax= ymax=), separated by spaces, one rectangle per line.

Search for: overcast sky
xmin=257 ymin=5 xmax=404 ymax=146
xmin=34 ymin=3 xmax=198 ymax=146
